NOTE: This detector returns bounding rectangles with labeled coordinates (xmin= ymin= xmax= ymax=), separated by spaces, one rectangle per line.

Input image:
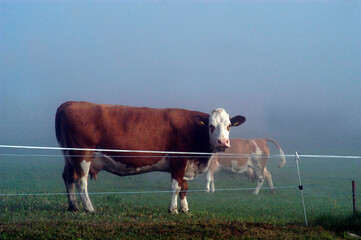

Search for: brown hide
xmin=56 ymin=101 xmax=211 ymax=176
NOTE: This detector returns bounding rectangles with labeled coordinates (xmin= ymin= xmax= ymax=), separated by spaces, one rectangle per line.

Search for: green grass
xmin=0 ymin=154 xmax=360 ymax=239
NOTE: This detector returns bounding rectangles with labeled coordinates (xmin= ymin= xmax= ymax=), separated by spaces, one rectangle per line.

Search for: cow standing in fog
xmin=55 ymin=101 xmax=246 ymax=213
xmin=206 ymin=138 xmax=286 ymax=194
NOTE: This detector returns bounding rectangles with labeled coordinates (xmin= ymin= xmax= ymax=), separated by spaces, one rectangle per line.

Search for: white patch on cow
xmin=180 ymin=197 xmax=189 ymax=213
xmin=91 ymin=152 xmax=170 ymax=176
xmin=208 ymin=108 xmax=231 ymax=150
xmin=230 ymin=160 xmax=249 ymax=174
xmin=169 ymin=179 xmax=181 ymax=214
xmin=76 ymin=160 xmax=95 ymax=212
xmin=184 ymin=160 xmax=198 ymax=180
xmin=80 ymin=160 xmax=90 ymax=176
xmin=184 ymin=159 xmax=211 ymax=180
xmin=278 ymin=149 xmax=286 ymax=168
xmin=251 ymin=141 xmax=263 ymax=169
xmin=252 ymin=141 xmax=262 ymax=156
xmin=250 ymin=141 xmax=265 ymax=195
xmin=279 ymin=149 xmax=285 ymax=157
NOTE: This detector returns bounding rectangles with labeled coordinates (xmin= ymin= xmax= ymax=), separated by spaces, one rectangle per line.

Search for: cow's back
xmin=55 ymin=101 xmax=210 ymax=155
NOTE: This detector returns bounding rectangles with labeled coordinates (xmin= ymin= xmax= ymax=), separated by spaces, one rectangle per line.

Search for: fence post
xmin=295 ymin=152 xmax=308 ymax=226
xmin=352 ymin=180 xmax=356 ymax=214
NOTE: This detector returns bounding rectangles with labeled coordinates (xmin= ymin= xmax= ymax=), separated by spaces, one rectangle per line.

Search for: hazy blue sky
xmin=1 ymin=1 xmax=360 ymax=154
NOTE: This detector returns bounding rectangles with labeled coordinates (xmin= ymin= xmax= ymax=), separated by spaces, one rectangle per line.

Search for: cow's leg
xmin=246 ymin=166 xmax=255 ymax=183
xmin=206 ymin=156 xmax=217 ymax=193
xmin=206 ymin=171 xmax=211 ymax=192
xmin=253 ymin=176 xmax=264 ymax=195
xmin=252 ymin=164 xmax=264 ymax=195
xmin=62 ymin=157 xmax=79 ymax=212
xmin=75 ymin=158 xmax=95 ymax=212
xmin=206 ymin=170 xmax=215 ymax=193
xmin=210 ymin=174 xmax=215 ymax=193
xmin=180 ymin=180 xmax=189 ymax=213
xmin=169 ymin=178 xmax=181 ymax=214
xmin=264 ymin=168 xmax=275 ymax=194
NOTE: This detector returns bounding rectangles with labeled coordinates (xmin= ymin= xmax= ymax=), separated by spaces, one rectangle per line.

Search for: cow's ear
xmin=194 ymin=116 xmax=209 ymax=127
xmin=230 ymin=115 xmax=246 ymax=127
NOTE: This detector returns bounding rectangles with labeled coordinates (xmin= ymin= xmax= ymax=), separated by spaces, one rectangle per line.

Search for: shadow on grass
xmin=312 ymin=212 xmax=361 ymax=237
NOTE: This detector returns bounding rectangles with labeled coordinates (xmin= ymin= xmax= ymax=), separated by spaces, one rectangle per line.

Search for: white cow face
xmin=196 ymin=109 xmax=246 ymax=152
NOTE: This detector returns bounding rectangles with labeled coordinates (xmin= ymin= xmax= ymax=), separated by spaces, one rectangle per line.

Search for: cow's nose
xmin=217 ymin=139 xmax=230 ymax=148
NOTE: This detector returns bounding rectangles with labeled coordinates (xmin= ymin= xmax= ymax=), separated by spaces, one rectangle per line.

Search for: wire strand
xmin=1 ymin=145 xmax=360 ymax=159
xmin=0 ymin=185 xmax=298 ymax=197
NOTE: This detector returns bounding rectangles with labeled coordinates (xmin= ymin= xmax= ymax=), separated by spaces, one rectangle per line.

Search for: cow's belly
xmin=90 ymin=152 xmax=171 ymax=176
xmin=221 ymin=160 xmax=250 ymax=174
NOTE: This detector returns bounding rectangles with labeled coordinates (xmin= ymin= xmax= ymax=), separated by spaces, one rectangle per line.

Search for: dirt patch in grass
xmin=0 ymin=219 xmax=344 ymax=240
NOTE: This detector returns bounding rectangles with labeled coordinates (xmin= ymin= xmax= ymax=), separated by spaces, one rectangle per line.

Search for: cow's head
xmin=196 ymin=108 xmax=246 ymax=152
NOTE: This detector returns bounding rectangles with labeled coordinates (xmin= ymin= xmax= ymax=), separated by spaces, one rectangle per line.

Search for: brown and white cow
xmin=206 ymin=138 xmax=286 ymax=194
xmin=55 ymin=101 xmax=246 ymax=213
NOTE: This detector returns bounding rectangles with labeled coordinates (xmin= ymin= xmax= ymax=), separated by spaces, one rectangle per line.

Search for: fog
xmin=1 ymin=1 xmax=360 ymax=155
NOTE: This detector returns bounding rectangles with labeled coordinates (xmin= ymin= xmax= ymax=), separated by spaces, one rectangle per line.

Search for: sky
xmin=0 ymin=1 xmax=360 ymax=155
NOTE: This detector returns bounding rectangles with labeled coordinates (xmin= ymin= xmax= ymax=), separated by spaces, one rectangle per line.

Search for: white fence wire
xmin=0 ymin=186 xmax=299 ymax=197
xmin=1 ymin=144 xmax=360 ymax=158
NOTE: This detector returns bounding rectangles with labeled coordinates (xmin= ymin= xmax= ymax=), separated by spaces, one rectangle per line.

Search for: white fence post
xmin=295 ymin=152 xmax=308 ymax=226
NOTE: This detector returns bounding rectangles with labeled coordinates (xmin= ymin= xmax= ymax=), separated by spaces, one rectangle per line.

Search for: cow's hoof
xmin=270 ymin=189 xmax=276 ymax=194
xmin=180 ymin=209 xmax=189 ymax=214
xmin=84 ymin=208 xmax=95 ymax=213
xmin=68 ymin=204 xmax=80 ymax=212
xmin=68 ymin=209 xmax=79 ymax=214
xmin=168 ymin=209 xmax=179 ymax=214
xmin=181 ymin=211 xmax=192 ymax=216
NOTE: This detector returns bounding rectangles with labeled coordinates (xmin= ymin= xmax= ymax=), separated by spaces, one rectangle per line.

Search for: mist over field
xmin=1 ymin=1 xmax=360 ymax=155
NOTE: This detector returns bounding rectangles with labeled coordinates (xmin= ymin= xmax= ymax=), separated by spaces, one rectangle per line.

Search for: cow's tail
xmin=55 ymin=102 xmax=71 ymax=148
xmin=265 ymin=138 xmax=286 ymax=168
xmin=55 ymin=105 xmax=64 ymax=147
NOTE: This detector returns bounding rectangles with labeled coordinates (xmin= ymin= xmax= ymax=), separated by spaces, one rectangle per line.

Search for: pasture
xmin=0 ymin=150 xmax=360 ymax=239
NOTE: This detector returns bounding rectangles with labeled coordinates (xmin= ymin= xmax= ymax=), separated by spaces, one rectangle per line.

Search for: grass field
xmin=0 ymin=151 xmax=360 ymax=239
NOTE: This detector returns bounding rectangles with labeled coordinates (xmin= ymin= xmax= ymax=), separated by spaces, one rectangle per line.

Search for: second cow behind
xmin=206 ymin=138 xmax=286 ymax=194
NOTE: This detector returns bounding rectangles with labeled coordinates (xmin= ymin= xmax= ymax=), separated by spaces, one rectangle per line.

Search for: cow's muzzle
xmin=215 ymin=139 xmax=230 ymax=152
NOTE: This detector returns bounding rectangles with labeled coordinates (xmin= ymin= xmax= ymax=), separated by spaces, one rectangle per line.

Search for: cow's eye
xmin=209 ymin=124 xmax=215 ymax=133
xmin=227 ymin=125 xmax=230 ymax=131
